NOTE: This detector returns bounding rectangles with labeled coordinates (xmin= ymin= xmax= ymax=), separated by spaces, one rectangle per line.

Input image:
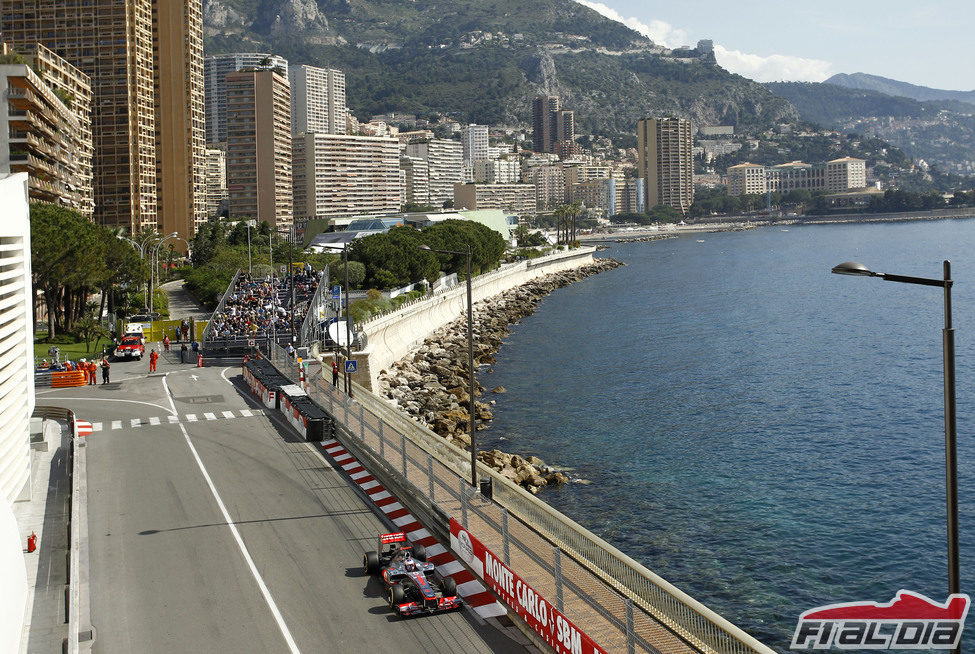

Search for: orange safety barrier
xmin=52 ymin=370 xmax=87 ymax=388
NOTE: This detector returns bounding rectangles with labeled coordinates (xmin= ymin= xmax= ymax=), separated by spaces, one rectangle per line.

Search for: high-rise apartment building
xmin=473 ymin=158 xmax=520 ymax=184
xmin=225 ymin=69 xmax=292 ymax=228
xmin=204 ymin=147 xmax=227 ymax=218
xmin=1 ymin=0 xmax=159 ymax=231
xmin=403 ymin=139 xmax=463 ymax=205
xmin=400 ymin=156 xmax=431 ymax=206
xmin=0 ymin=53 xmax=92 ymax=216
xmin=204 ymin=53 xmax=288 ymax=144
xmin=532 ymin=95 xmax=576 ymax=156
xmin=292 ymin=133 xmax=400 ymax=219
xmin=289 ymin=64 xmax=346 ymax=136
xmin=525 ymin=164 xmax=566 ymax=211
xmin=461 ymin=124 xmax=489 ymax=166
xmin=153 ymin=0 xmax=207 ymax=245
xmin=637 ymin=117 xmax=694 ymax=214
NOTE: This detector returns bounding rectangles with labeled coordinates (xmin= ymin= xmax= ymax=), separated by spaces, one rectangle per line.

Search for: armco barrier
xmin=266 ymin=343 xmax=775 ymax=654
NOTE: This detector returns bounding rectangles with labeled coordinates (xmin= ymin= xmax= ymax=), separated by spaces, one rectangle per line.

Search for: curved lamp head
xmin=417 ymin=244 xmax=431 ymax=251
xmin=831 ymin=261 xmax=876 ymax=277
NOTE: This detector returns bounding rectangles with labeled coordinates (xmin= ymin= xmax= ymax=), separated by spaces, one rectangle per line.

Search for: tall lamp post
xmin=831 ymin=260 xmax=960 ymax=634
xmin=117 ymin=235 xmax=149 ymax=309
xmin=420 ymin=244 xmax=477 ymax=488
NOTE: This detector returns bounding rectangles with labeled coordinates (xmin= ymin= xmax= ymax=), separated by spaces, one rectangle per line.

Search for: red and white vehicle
xmin=114 ymin=335 xmax=144 ymax=360
xmin=363 ymin=532 xmax=462 ymax=617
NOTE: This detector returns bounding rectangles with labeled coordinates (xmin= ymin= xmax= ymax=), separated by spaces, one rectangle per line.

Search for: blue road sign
xmin=332 ymin=285 xmax=342 ymax=299
xmin=345 ymin=360 xmax=358 ymax=374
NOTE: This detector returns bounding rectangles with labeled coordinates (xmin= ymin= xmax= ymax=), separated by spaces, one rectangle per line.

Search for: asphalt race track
xmin=37 ymin=348 xmax=528 ymax=653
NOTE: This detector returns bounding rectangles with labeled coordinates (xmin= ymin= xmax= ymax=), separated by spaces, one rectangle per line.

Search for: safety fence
xmin=267 ymin=344 xmax=774 ymax=654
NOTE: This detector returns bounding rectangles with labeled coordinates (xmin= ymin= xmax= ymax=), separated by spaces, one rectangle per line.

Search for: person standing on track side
xmin=101 ymin=357 xmax=110 ymax=384
xmin=332 ymin=359 xmax=339 ymax=385
xmin=88 ymin=359 xmax=97 ymax=385
xmin=148 ymin=348 xmax=159 ymax=373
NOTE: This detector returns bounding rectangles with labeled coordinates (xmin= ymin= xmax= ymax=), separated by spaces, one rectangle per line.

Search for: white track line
xmin=161 ymin=375 xmax=301 ymax=654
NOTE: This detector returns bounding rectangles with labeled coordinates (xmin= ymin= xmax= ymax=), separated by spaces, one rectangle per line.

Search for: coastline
xmin=377 ymin=257 xmax=625 ymax=492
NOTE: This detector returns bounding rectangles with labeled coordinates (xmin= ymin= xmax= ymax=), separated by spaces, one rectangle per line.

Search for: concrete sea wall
xmin=348 ymin=247 xmax=597 ymax=390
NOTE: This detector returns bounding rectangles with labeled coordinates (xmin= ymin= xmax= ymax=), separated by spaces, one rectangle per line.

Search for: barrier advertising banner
xmin=449 ymin=518 xmax=608 ymax=654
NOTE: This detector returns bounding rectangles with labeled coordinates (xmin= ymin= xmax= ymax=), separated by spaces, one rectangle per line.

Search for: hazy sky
xmin=574 ymin=0 xmax=974 ymax=90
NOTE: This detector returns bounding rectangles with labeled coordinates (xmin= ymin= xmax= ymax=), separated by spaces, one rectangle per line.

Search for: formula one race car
xmin=363 ymin=532 xmax=463 ymax=617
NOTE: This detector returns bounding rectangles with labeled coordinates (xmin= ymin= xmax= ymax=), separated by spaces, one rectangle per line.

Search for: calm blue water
xmin=478 ymin=220 xmax=975 ymax=651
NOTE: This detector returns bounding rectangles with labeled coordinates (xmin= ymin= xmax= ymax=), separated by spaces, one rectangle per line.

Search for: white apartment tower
xmin=473 ymin=158 xmax=520 ymax=184
xmin=400 ymin=156 xmax=431 ymax=205
xmin=403 ymin=139 xmax=463 ymax=205
xmin=292 ymin=133 xmax=401 ymax=219
xmin=289 ymin=64 xmax=347 ymax=136
xmin=204 ymin=147 xmax=227 ymax=217
xmin=461 ymin=124 xmax=489 ymax=166
xmin=204 ymin=53 xmax=288 ymax=144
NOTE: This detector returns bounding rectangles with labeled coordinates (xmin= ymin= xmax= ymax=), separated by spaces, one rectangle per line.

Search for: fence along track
xmin=268 ymin=344 xmax=774 ymax=654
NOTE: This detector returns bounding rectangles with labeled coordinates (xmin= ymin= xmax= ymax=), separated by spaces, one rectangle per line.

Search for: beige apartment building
xmin=205 ymin=146 xmax=227 ymax=218
xmin=400 ymin=155 xmax=431 ymax=205
xmin=637 ymin=117 xmax=694 ymax=214
xmin=1 ymin=0 xmax=158 ymax=231
xmin=453 ymin=182 xmax=535 ymax=216
xmin=153 ymin=0 xmax=207 ymax=246
xmin=403 ymin=138 xmax=463 ymax=205
xmin=0 ymin=61 xmax=91 ymax=215
xmin=226 ymin=68 xmax=292 ymax=228
xmin=205 ymin=53 xmax=289 ymax=145
xmin=525 ymin=164 xmax=566 ymax=211
xmin=293 ymin=133 xmax=400 ymax=219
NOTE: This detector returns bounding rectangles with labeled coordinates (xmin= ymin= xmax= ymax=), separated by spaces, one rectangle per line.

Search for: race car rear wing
xmin=380 ymin=532 xmax=407 ymax=545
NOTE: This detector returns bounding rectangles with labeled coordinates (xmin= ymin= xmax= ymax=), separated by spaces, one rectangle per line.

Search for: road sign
xmin=332 ymin=285 xmax=342 ymax=299
xmin=345 ymin=360 xmax=358 ymax=374
xmin=247 ymin=338 xmax=255 ymax=347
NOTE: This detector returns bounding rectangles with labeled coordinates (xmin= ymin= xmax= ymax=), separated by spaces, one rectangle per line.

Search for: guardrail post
xmin=460 ymin=479 xmax=468 ymax=527
xmin=626 ymin=598 xmax=635 ymax=654
xmin=553 ymin=547 xmax=564 ymax=612
xmin=427 ymin=453 xmax=435 ymax=500
xmin=359 ymin=404 xmax=365 ymax=441
xmin=501 ymin=508 xmax=510 ymax=566
xmin=401 ymin=433 xmax=407 ymax=477
xmin=378 ymin=418 xmax=384 ymax=458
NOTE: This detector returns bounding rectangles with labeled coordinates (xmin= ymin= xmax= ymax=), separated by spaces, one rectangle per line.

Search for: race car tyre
xmin=412 ymin=543 xmax=426 ymax=561
xmin=442 ymin=576 xmax=457 ymax=597
xmin=389 ymin=584 xmax=405 ymax=608
xmin=364 ymin=551 xmax=379 ymax=574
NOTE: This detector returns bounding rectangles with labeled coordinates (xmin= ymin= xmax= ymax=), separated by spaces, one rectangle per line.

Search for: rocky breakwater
xmin=377 ymin=258 xmax=624 ymax=493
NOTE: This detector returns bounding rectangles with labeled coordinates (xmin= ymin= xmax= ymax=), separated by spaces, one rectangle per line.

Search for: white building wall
xmin=0 ymin=172 xmax=31 ymax=654
xmin=0 ymin=173 xmax=32 ymax=505
xmin=289 ymin=64 xmax=347 ymax=136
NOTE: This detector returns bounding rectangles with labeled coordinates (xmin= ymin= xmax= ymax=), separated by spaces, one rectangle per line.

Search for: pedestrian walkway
xmin=89 ymin=408 xmax=272 ymax=432
xmin=159 ymin=280 xmax=210 ymax=320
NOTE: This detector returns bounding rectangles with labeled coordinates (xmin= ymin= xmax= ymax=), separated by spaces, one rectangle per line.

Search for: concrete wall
xmin=351 ymin=247 xmax=596 ymax=389
xmin=0 ymin=497 xmax=27 ymax=654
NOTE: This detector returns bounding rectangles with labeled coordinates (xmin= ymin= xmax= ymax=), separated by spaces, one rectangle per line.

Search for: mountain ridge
xmin=826 ymin=72 xmax=975 ymax=106
xmin=202 ymin=0 xmax=799 ymax=137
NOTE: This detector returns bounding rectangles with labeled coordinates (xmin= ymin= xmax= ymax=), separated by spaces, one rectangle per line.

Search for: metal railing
xmin=200 ymin=268 xmax=242 ymax=344
xmin=298 ymin=265 xmax=329 ymax=348
xmin=266 ymin=343 xmax=774 ymax=654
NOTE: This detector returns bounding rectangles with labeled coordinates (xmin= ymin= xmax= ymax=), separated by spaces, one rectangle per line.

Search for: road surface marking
xmin=240 ymin=409 xmax=253 ymax=417
xmin=149 ymin=417 xmax=160 ymax=426
xmin=168 ymin=415 xmax=179 ymax=423
xmin=186 ymin=414 xmax=197 ymax=421
xmin=161 ymin=377 xmax=302 ymax=654
xmin=130 ymin=418 xmax=140 ymax=428
xmin=111 ymin=420 xmax=121 ymax=430
xmin=222 ymin=410 xmax=235 ymax=419
xmin=204 ymin=412 xmax=216 ymax=420
xmin=92 ymin=422 xmax=103 ymax=432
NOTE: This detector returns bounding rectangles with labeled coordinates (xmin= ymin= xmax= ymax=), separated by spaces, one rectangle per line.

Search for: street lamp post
xmin=420 ymin=244 xmax=477 ymax=488
xmin=117 ymin=235 xmax=148 ymax=309
xmin=831 ymin=260 xmax=960 ymax=632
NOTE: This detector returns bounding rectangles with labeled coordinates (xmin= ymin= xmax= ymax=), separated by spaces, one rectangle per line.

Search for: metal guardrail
xmin=266 ymin=343 xmax=774 ymax=654
xmin=201 ymin=268 xmax=242 ymax=344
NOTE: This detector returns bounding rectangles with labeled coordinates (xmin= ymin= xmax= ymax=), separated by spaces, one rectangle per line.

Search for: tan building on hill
xmin=637 ymin=117 xmax=694 ymax=214
xmin=524 ymin=164 xmax=566 ymax=212
xmin=453 ymin=182 xmax=535 ymax=216
xmin=726 ymin=157 xmax=868 ymax=196
xmin=0 ymin=61 xmax=91 ymax=216
xmin=225 ymin=68 xmax=293 ymax=228
xmin=1 ymin=0 xmax=158 ymax=232
xmin=292 ymin=133 xmax=400 ymax=219
xmin=826 ymin=156 xmax=867 ymax=192
xmin=154 ymin=0 xmax=207 ymax=247
xmin=727 ymin=162 xmax=766 ymax=196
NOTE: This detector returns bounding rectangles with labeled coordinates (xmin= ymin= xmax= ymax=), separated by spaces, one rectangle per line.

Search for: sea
xmin=477 ymin=218 xmax=975 ymax=652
